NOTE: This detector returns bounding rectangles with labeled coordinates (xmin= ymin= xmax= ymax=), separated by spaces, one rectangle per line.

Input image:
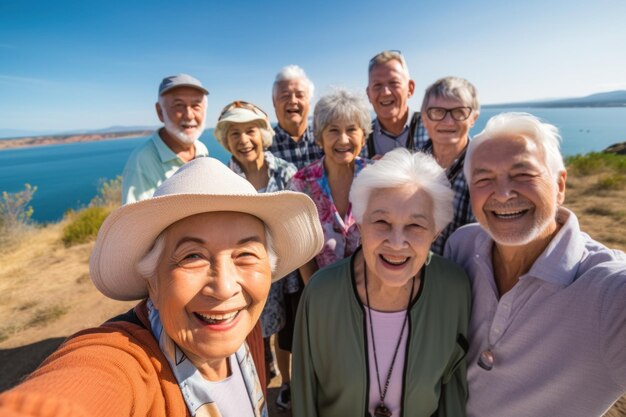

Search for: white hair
xmin=465 ymin=112 xmax=565 ymax=181
xmin=272 ymin=65 xmax=315 ymax=99
xmin=350 ymin=148 xmax=454 ymax=232
xmin=137 ymin=227 xmax=278 ymax=289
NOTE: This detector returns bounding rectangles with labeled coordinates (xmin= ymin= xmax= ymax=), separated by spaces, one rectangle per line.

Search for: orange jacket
xmin=0 ymin=300 xmax=266 ymax=417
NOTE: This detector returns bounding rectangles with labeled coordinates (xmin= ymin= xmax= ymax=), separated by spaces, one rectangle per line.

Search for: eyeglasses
xmin=426 ymin=107 xmax=473 ymax=122
xmin=218 ymin=100 xmax=268 ymax=120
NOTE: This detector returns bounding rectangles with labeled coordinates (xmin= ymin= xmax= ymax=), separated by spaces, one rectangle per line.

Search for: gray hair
xmin=272 ymin=65 xmax=314 ymax=99
xmin=368 ymin=50 xmax=411 ymax=79
xmin=137 ymin=227 xmax=278 ymax=290
xmin=464 ymin=112 xmax=565 ymax=181
xmin=350 ymin=148 xmax=454 ymax=232
xmin=313 ymin=88 xmax=372 ymax=142
xmin=421 ymin=76 xmax=480 ymax=112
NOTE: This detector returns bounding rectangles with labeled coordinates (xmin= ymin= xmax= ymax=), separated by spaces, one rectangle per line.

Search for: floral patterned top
xmin=289 ymin=156 xmax=371 ymax=269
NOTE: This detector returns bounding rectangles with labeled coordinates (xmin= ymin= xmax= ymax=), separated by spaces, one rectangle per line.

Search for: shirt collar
xmin=274 ymin=123 xmax=313 ymax=143
xmin=476 ymin=207 xmax=584 ymax=288
xmin=153 ymin=129 xmax=208 ymax=163
xmin=373 ymin=108 xmax=412 ymax=138
xmin=524 ymin=207 xmax=584 ymax=287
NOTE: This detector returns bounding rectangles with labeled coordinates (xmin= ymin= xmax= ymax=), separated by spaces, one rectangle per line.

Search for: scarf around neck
xmin=146 ymin=300 xmax=267 ymax=417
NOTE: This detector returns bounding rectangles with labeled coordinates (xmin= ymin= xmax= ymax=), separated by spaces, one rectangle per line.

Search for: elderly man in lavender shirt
xmin=445 ymin=112 xmax=626 ymax=417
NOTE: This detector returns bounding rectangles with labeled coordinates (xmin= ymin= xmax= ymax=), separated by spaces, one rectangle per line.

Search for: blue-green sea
xmin=1 ymin=107 xmax=625 ymax=223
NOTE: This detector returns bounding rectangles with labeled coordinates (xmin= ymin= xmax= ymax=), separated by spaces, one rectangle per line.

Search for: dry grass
xmin=0 ymin=220 xmax=135 ymax=350
xmin=565 ymin=169 xmax=626 ymax=252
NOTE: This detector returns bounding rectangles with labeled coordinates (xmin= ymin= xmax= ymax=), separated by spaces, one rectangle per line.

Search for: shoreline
xmin=0 ymin=131 xmax=153 ymax=151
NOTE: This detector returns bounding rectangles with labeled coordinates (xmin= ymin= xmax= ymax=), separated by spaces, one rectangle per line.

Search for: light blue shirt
xmin=122 ymin=130 xmax=209 ymax=204
xmin=445 ymin=208 xmax=626 ymax=417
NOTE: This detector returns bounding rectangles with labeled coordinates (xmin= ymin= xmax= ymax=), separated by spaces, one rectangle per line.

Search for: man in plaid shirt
xmin=417 ymin=76 xmax=480 ymax=255
xmin=268 ymin=65 xmax=323 ymax=169
xmin=267 ymin=64 xmax=323 ymax=411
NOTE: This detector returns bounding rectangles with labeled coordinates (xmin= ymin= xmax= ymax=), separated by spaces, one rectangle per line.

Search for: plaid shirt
xmin=268 ymin=124 xmax=324 ymax=169
xmin=228 ymin=151 xmax=296 ymax=193
xmin=419 ymin=140 xmax=475 ymax=255
xmin=412 ymin=113 xmax=430 ymax=149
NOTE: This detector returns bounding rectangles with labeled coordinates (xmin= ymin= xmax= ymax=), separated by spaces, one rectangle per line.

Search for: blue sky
xmin=1 ymin=0 xmax=625 ymax=133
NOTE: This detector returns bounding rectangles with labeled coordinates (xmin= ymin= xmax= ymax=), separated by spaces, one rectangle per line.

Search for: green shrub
xmin=89 ymin=176 xmax=122 ymax=208
xmin=0 ymin=184 xmax=37 ymax=247
xmin=62 ymin=206 xmax=111 ymax=246
xmin=566 ymin=152 xmax=626 ymax=176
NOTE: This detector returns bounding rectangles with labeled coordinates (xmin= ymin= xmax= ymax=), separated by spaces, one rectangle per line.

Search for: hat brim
xmin=90 ymin=191 xmax=322 ymax=301
xmin=160 ymin=84 xmax=209 ymax=96
xmin=214 ymin=108 xmax=274 ymax=144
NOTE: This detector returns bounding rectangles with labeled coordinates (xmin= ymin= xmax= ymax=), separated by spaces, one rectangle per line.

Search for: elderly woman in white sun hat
xmin=0 ymin=157 xmax=323 ymax=417
xmin=214 ymin=100 xmax=299 ymax=386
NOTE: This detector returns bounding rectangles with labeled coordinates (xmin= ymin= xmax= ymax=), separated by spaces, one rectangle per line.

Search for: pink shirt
xmin=365 ymin=307 xmax=409 ymax=416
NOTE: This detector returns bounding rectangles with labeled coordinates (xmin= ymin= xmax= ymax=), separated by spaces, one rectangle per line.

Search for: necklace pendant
xmin=477 ymin=349 xmax=494 ymax=371
xmin=374 ymin=403 xmax=392 ymax=417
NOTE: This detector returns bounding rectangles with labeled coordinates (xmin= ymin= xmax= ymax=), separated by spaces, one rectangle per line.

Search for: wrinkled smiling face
xmin=273 ymin=79 xmax=310 ymax=134
xmin=319 ymin=118 xmax=365 ymax=167
xmin=359 ymin=186 xmax=437 ymax=288
xmin=367 ymin=60 xmax=415 ymax=123
xmin=422 ymin=95 xmax=478 ymax=151
xmin=469 ymin=136 xmax=566 ymax=246
xmin=149 ymin=211 xmax=271 ymax=367
xmin=226 ymin=122 xmax=265 ymax=167
xmin=157 ymin=87 xmax=207 ymax=145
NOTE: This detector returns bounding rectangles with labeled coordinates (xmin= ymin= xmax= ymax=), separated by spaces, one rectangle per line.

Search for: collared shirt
xmin=289 ymin=157 xmax=371 ymax=269
xmin=122 ymin=130 xmax=209 ymax=204
xmin=228 ymin=151 xmax=296 ymax=193
xmin=267 ymin=124 xmax=324 ymax=170
xmin=364 ymin=110 xmax=430 ymax=158
xmin=419 ymin=140 xmax=474 ymax=255
xmin=445 ymin=208 xmax=626 ymax=417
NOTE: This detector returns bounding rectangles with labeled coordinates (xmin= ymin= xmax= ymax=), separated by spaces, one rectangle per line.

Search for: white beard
xmin=162 ymin=112 xmax=205 ymax=145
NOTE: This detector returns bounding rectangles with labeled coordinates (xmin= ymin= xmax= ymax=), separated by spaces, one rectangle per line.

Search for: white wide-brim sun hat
xmin=90 ymin=157 xmax=323 ymax=301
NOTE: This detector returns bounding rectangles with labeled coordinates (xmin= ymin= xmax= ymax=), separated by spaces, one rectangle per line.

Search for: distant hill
xmin=0 ymin=125 xmax=158 ymax=140
xmin=484 ymin=90 xmax=626 ymax=108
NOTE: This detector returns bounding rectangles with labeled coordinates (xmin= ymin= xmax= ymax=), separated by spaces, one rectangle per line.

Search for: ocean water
xmin=0 ymin=130 xmax=230 ymax=223
xmin=1 ymin=107 xmax=625 ymax=223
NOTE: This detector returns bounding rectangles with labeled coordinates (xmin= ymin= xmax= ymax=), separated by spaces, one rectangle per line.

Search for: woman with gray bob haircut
xmin=292 ymin=148 xmax=471 ymax=417
xmin=289 ymin=88 xmax=372 ymax=283
xmin=313 ymin=88 xmax=372 ymax=140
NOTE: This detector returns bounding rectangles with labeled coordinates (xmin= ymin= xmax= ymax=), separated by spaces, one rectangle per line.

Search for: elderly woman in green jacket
xmin=292 ymin=148 xmax=470 ymax=417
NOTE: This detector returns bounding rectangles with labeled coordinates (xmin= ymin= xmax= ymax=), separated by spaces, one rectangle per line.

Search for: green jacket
xmin=292 ymin=250 xmax=470 ymax=417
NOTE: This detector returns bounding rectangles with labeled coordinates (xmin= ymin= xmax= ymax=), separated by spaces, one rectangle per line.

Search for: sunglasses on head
xmin=219 ymin=100 xmax=268 ymax=120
